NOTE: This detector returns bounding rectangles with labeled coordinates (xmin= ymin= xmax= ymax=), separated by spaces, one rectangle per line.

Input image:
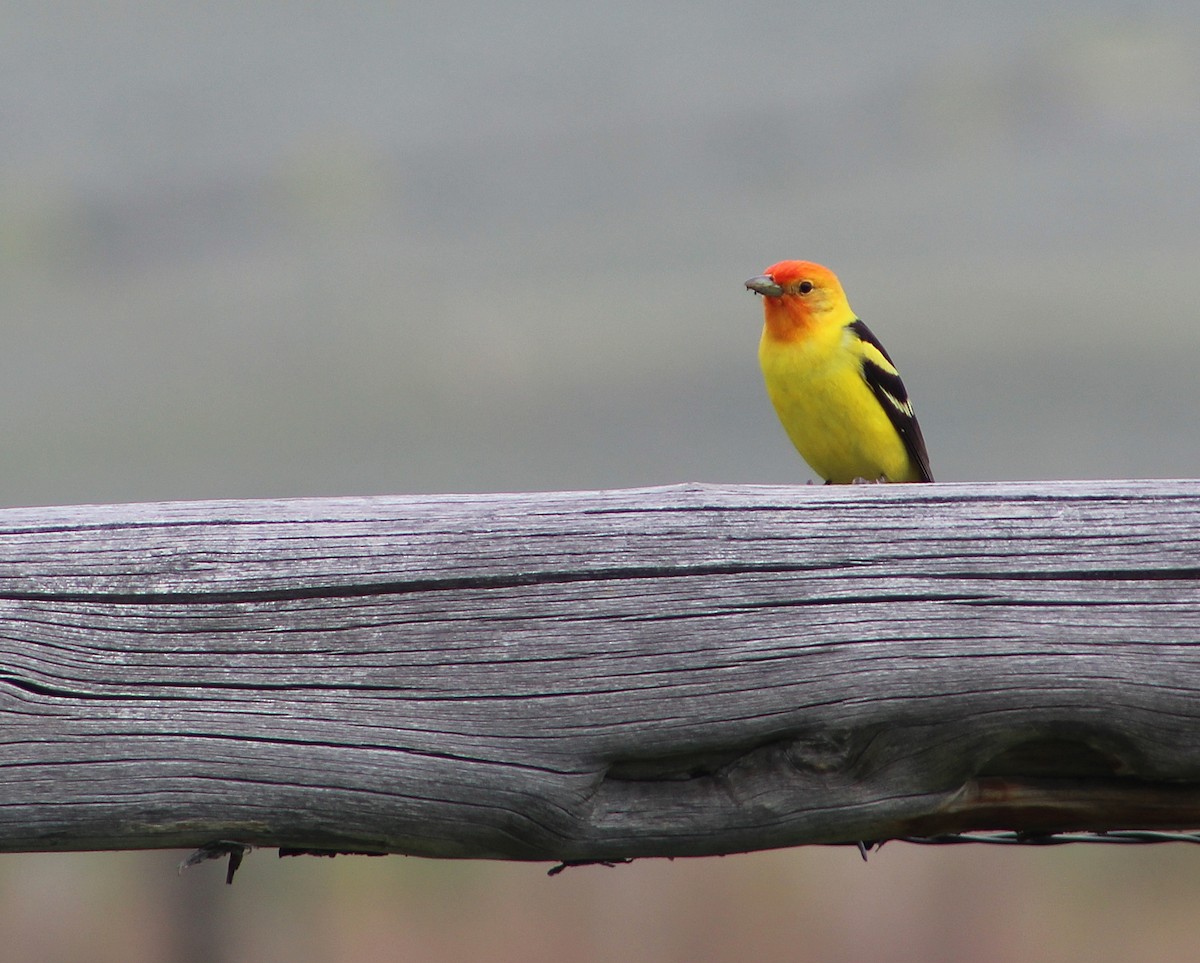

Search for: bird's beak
xmin=745 ymin=275 xmax=783 ymax=297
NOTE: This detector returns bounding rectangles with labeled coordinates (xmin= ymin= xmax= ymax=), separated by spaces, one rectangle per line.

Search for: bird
xmin=745 ymin=260 xmax=933 ymax=484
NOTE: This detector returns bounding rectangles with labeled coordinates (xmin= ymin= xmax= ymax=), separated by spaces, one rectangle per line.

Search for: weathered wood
xmin=0 ymin=479 xmax=1198 ymax=861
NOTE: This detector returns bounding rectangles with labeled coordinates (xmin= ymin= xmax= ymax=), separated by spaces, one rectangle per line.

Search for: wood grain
xmin=0 ymin=480 xmax=1198 ymax=860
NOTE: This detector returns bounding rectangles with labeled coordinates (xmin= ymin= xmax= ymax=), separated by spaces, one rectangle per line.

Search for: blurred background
xmin=2 ymin=1 xmax=1199 ymax=960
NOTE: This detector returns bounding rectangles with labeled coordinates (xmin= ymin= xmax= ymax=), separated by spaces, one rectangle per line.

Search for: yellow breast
xmin=759 ymin=324 xmax=918 ymax=483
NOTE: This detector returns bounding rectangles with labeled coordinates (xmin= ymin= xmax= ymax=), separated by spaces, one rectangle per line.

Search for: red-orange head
xmin=745 ymin=260 xmax=854 ymax=341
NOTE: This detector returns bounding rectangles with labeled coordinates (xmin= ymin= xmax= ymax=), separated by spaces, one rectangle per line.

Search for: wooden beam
xmin=0 ymin=480 xmax=1198 ymax=861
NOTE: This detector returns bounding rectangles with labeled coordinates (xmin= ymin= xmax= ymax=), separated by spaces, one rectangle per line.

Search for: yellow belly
xmin=759 ymin=331 xmax=917 ymax=484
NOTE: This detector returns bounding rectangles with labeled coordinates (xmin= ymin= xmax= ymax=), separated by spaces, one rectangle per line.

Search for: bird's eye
xmin=798 ymin=281 xmax=814 ymax=294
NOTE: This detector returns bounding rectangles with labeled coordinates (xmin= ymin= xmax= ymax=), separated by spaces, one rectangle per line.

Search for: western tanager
xmin=746 ymin=260 xmax=933 ymax=484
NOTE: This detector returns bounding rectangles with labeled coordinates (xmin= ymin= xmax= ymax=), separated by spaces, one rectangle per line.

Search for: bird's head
xmin=745 ymin=260 xmax=853 ymax=340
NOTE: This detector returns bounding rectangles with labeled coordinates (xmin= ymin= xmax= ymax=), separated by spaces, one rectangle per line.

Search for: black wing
xmin=849 ymin=319 xmax=934 ymax=482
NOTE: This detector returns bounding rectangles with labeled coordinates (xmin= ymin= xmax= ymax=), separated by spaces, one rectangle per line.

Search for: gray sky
xmin=2 ymin=1 xmax=1198 ymax=506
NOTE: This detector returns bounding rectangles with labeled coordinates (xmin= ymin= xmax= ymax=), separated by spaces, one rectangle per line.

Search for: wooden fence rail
xmin=1 ymin=480 xmax=1198 ymax=866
